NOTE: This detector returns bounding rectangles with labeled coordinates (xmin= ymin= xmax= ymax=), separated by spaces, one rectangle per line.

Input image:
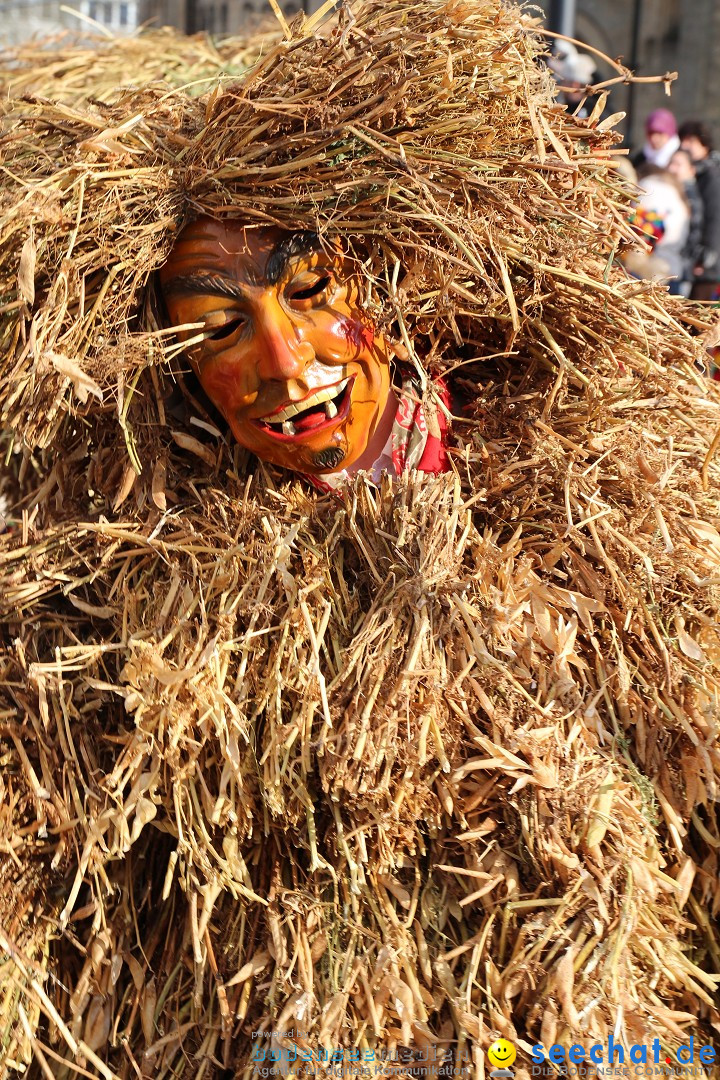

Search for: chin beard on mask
xmin=312 ymin=445 xmax=346 ymax=471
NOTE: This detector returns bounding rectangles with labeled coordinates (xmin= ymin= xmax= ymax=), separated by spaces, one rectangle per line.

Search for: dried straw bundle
xmin=0 ymin=25 xmax=280 ymax=103
xmin=1 ymin=1 xmax=719 ymax=1076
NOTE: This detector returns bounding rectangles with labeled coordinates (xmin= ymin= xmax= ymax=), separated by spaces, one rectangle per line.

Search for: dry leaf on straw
xmin=18 ymin=234 xmax=35 ymax=305
xmin=585 ymin=767 xmax=615 ymax=850
xmin=49 ymin=352 xmax=103 ymax=403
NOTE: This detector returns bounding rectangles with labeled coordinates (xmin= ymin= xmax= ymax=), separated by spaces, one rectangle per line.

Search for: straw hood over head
xmin=0 ymin=1 xmax=719 ymax=1074
xmin=0 ymin=0 xmax=684 ymax=446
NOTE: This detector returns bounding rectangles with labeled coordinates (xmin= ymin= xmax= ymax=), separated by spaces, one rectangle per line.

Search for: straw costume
xmin=1 ymin=1 xmax=720 ymax=1076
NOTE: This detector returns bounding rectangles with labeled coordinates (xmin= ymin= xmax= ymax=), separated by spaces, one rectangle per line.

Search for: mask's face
xmin=159 ymin=218 xmax=391 ymax=475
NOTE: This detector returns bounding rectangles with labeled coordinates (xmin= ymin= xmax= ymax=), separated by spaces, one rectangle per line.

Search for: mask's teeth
xmin=325 ymin=398 xmax=338 ymax=419
xmin=282 ymin=420 xmax=297 ymax=436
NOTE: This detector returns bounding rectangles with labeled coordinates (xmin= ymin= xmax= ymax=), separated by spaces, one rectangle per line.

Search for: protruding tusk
xmin=282 ymin=420 xmax=297 ymax=436
xmin=325 ymin=399 xmax=338 ymax=419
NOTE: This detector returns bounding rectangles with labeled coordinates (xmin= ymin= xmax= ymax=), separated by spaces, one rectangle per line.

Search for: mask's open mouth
xmin=252 ymin=377 xmax=354 ymax=440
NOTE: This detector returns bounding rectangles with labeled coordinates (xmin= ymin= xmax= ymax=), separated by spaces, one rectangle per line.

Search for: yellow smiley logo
xmin=487 ymin=1039 xmax=517 ymax=1069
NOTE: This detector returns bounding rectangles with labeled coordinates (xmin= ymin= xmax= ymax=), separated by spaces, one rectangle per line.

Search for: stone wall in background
xmin=143 ymin=0 xmax=323 ymax=35
xmin=538 ymin=0 xmax=720 ymax=151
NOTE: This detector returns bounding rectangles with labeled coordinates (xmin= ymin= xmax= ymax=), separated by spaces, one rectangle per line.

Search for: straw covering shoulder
xmin=0 ymin=0 xmax=719 ymax=1075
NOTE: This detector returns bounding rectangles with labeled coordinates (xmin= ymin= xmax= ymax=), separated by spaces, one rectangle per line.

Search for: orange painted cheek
xmin=301 ymin=311 xmax=369 ymax=362
xmin=340 ymin=316 xmax=375 ymax=353
xmin=226 ymin=415 xmax=262 ymax=452
xmin=199 ymin=356 xmax=257 ymax=413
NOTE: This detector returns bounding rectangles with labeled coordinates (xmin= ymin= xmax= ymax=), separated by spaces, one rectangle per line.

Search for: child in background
xmin=623 ymin=167 xmax=690 ymax=288
xmin=634 ymin=166 xmax=690 ymax=288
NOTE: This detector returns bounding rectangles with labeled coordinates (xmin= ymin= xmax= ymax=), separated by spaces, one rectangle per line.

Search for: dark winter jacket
xmin=682 ymin=178 xmax=704 ymax=280
xmin=693 ymin=151 xmax=720 ymax=282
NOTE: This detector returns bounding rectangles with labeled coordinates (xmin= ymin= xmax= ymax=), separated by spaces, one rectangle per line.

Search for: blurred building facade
xmin=144 ymin=0 xmax=315 ymax=35
xmin=0 ymin=0 xmax=318 ymax=43
xmin=0 ymin=0 xmax=139 ymax=41
xmin=537 ymin=0 xmax=720 ymax=150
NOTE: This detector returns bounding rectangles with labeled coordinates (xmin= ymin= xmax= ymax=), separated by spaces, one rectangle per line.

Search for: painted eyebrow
xmin=161 ymin=230 xmax=324 ymax=300
xmin=162 ymin=272 xmax=247 ymax=301
xmin=265 ymin=230 xmax=321 ymax=284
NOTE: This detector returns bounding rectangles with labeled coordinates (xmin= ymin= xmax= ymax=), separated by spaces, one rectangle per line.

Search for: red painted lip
xmin=256 ymin=377 xmax=350 ymax=421
xmin=250 ymin=376 xmax=354 ymax=443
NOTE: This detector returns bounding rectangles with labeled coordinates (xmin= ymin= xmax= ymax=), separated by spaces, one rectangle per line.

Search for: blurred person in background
xmin=678 ymin=120 xmax=720 ymax=300
xmin=668 ymin=148 xmax=704 ymax=296
xmin=635 ymin=167 xmax=690 ymax=290
xmin=623 ymin=167 xmax=689 ymax=289
xmin=548 ymin=43 xmax=598 ymax=119
xmin=632 ymin=109 xmax=680 ymax=171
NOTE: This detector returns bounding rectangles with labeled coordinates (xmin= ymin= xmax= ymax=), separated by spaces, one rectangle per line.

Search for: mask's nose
xmin=253 ymin=295 xmax=314 ymax=382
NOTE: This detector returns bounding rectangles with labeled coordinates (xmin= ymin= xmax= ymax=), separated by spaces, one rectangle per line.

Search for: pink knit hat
xmin=646 ymin=109 xmax=677 ymax=136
